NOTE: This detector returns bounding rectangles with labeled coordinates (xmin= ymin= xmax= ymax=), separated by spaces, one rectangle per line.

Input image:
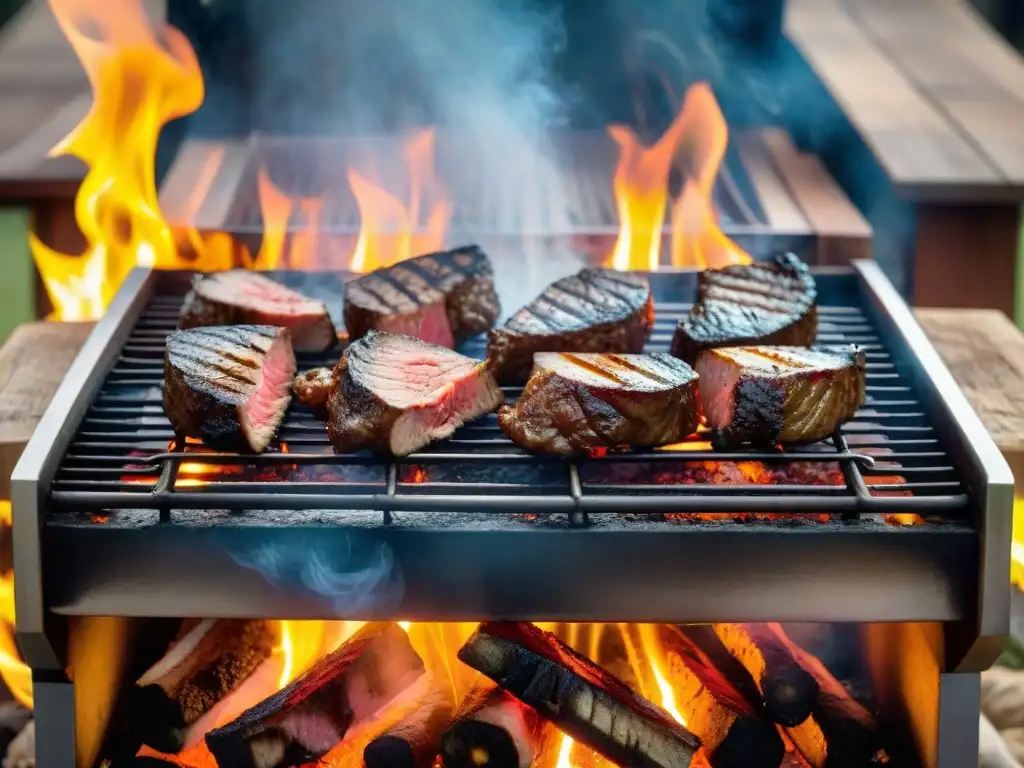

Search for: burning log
xmin=781 ymin=636 xmax=887 ymax=768
xmin=126 ymin=619 xmax=276 ymax=754
xmin=205 ymin=622 xmax=425 ymax=768
xmin=712 ymin=624 xmax=819 ymax=726
xmin=364 ymin=679 xmax=454 ymax=768
xmin=439 ymin=681 xmax=545 ymax=768
xmin=457 ymin=622 xmax=701 ymax=768
xmin=657 ymin=626 xmax=784 ymax=768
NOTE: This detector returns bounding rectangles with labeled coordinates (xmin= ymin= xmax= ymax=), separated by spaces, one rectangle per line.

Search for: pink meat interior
xmin=240 ymin=333 xmax=297 ymax=452
xmin=376 ymin=300 xmax=454 ymax=349
xmin=694 ymin=352 xmax=738 ymax=429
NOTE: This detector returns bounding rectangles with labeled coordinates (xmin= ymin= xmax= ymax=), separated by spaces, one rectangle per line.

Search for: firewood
xmin=713 ymin=624 xmax=819 ymax=726
xmin=658 ymin=626 xmax=784 ymax=768
xmin=206 ymin=622 xmax=425 ymax=768
xmin=457 ymin=622 xmax=701 ymax=768
xmin=124 ymin=619 xmax=276 ymax=754
xmin=779 ymin=634 xmax=887 ymax=768
xmin=439 ymin=681 xmax=545 ymax=768
xmin=365 ymin=678 xmax=454 ymax=768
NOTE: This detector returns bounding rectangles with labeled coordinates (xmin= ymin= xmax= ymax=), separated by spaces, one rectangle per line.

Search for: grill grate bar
xmin=51 ymin=270 xmax=972 ymax=523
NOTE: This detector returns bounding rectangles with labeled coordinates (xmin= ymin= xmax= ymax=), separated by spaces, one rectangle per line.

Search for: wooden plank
xmin=915 ymin=308 xmax=1024 ymax=491
xmin=733 ymin=133 xmax=810 ymax=233
xmin=785 ymin=0 xmax=1004 ymax=196
xmin=758 ymin=128 xmax=872 ymax=264
xmin=912 ymin=203 xmax=1019 ymax=315
xmin=845 ymin=0 xmax=1024 ymax=185
xmin=0 ymin=321 xmax=92 ymax=500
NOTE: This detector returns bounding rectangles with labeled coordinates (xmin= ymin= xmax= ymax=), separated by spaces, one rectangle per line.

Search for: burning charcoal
xmin=457 ymin=622 xmax=701 ymax=768
xmin=179 ymin=269 xmax=336 ymax=353
xmin=657 ymin=626 xmax=784 ymax=768
xmin=164 ymin=325 xmax=297 ymax=453
xmin=364 ymin=679 xmax=454 ymax=768
xmin=712 ymin=624 xmax=819 ymax=727
xmin=596 ymin=624 xmax=642 ymax=694
xmin=125 ymin=619 xmax=276 ymax=754
xmin=781 ymin=635 xmax=887 ymax=767
xmin=344 ymin=245 xmax=500 ymax=348
xmin=487 ymin=268 xmax=655 ymax=383
xmin=439 ymin=681 xmax=545 ymax=768
xmin=205 ymin=622 xmax=425 ymax=768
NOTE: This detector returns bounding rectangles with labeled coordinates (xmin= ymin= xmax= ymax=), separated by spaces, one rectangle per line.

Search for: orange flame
xmin=33 ymin=0 xmax=205 ymax=320
xmin=0 ymin=503 xmax=31 ymax=708
xmin=608 ymin=82 xmax=751 ymax=271
xmin=349 ymin=129 xmax=451 ymax=273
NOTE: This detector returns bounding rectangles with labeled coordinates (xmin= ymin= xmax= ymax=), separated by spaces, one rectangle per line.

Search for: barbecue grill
xmin=11 ymin=259 xmax=1012 ymax=768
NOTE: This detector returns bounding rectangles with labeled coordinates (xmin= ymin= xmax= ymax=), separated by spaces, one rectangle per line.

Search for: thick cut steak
xmin=670 ymin=253 xmax=817 ymax=364
xmin=498 ymin=352 xmax=699 ymax=455
xmin=344 ymin=245 xmax=500 ymax=348
xmin=164 ymin=325 xmax=296 ymax=453
xmin=487 ymin=268 xmax=654 ymax=383
xmin=179 ymin=270 xmax=335 ymax=353
xmin=327 ymin=331 xmax=503 ymax=457
xmin=695 ymin=345 xmax=866 ymax=448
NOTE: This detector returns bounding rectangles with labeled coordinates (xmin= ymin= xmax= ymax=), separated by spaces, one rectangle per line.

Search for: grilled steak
xmin=179 ymin=270 xmax=335 ymax=353
xmin=695 ymin=345 xmax=866 ymax=449
xmin=164 ymin=325 xmax=296 ymax=453
xmin=670 ymin=253 xmax=817 ymax=364
xmin=498 ymin=352 xmax=699 ymax=455
xmin=293 ymin=367 xmax=334 ymax=411
xmin=487 ymin=268 xmax=655 ymax=383
xmin=327 ymin=331 xmax=503 ymax=457
xmin=344 ymin=245 xmax=500 ymax=348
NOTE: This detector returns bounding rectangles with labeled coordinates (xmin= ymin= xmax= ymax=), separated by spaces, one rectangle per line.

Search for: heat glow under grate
xmin=47 ymin=269 xmax=971 ymax=527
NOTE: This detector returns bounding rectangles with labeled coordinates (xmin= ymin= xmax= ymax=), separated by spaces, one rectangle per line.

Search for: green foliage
xmin=997 ymin=635 xmax=1024 ymax=669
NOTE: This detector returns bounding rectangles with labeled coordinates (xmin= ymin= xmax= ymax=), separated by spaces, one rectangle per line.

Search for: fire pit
xmin=9 ymin=257 xmax=1013 ymax=767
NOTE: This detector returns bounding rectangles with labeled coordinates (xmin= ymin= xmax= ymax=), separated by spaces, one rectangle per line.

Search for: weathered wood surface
xmin=0 ymin=320 xmax=92 ymax=500
xmin=787 ymin=0 xmax=1024 ymax=201
xmin=915 ymin=308 xmax=1024 ymax=489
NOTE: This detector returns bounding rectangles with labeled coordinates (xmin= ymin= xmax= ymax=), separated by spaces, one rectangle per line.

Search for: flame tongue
xmin=608 ymin=82 xmax=752 ymax=271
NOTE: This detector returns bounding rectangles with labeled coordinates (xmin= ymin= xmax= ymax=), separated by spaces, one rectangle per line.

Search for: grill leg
xmin=936 ymin=673 xmax=981 ymax=768
xmin=33 ymin=672 xmax=76 ymax=768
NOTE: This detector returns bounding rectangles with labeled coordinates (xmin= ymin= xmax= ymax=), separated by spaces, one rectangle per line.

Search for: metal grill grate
xmin=49 ymin=270 xmax=970 ymax=525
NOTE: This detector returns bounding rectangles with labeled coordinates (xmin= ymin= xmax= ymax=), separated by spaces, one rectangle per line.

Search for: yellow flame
xmin=1012 ymin=498 xmax=1024 ymax=589
xmin=276 ymin=621 xmax=365 ymax=689
xmin=555 ymin=733 xmax=575 ymax=768
xmin=33 ymin=0 xmax=206 ymax=321
xmin=348 ymin=128 xmax=451 ymax=273
xmin=0 ymin=504 xmax=31 ymax=708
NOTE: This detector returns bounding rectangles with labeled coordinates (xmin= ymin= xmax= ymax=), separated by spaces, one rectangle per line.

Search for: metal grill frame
xmin=11 ymin=261 xmax=1013 ymax=675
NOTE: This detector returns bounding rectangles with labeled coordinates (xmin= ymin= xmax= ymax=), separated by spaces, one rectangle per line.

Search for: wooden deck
xmin=787 ymin=0 xmax=1024 ymax=316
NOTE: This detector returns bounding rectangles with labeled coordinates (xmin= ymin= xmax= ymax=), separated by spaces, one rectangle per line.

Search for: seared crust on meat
xmin=498 ymin=352 xmax=699 ymax=455
xmin=671 ymin=253 xmax=817 ymax=364
xmin=344 ymin=245 xmax=500 ymax=348
xmin=294 ymin=367 xmax=334 ymax=411
xmin=696 ymin=345 xmax=866 ymax=449
xmin=487 ymin=269 xmax=655 ymax=383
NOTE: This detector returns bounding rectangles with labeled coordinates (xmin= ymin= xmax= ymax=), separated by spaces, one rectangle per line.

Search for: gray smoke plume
xmin=226 ymin=530 xmax=404 ymax=615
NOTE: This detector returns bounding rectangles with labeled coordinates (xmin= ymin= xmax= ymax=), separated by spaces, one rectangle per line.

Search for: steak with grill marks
xmin=670 ymin=253 xmax=817 ymax=365
xmin=487 ymin=269 xmax=654 ymax=383
xmin=498 ymin=352 xmax=699 ymax=455
xmin=695 ymin=345 xmax=866 ymax=449
xmin=179 ymin=270 xmax=335 ymax=353
xmin=164 ymin=325 xmax=296 ymax=453
xmin=327 ymin=331 xmax=503 ymax=457
xmin=344 ymin=245 xmax=500 ymax=348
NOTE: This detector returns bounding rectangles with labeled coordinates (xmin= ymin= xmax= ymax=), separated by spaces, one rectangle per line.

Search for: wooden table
xmin=786 ymin=0 xmax=1024 ymax=317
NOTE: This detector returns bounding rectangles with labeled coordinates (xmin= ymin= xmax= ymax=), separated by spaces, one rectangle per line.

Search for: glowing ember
xmin=349 ymin=129 xmax=451 ymax=273
xmin=607 ymin=82 xmax=751 ymax=271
